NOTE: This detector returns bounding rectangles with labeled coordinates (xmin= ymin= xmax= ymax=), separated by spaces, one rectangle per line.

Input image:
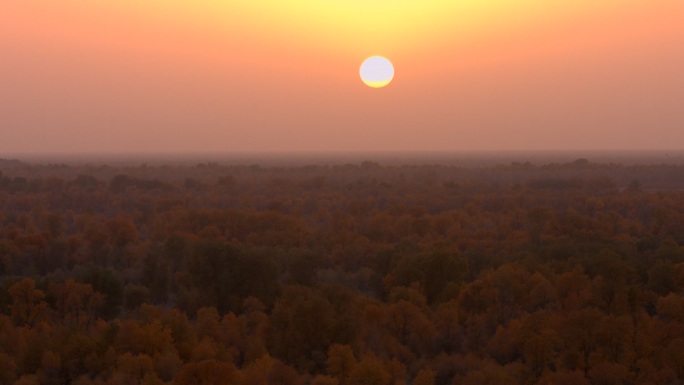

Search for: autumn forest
xmin=1 ymin=157 xmax=684 ymax=385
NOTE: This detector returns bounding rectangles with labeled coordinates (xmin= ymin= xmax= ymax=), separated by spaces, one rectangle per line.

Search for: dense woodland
xmin=1 ymin=157 xmax=684 ymax=385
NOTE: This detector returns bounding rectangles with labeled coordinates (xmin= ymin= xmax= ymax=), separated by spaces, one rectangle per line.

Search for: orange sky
xmin=1 ymin=0 xmax=683 ymax=155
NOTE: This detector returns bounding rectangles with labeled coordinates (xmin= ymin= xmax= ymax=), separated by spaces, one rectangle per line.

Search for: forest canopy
xmin=1 ymin=158 xmax=684 ymax=384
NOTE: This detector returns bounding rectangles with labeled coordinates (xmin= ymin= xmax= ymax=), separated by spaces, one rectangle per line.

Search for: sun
xmin=360 ymin=56 xmax=394 ymax=88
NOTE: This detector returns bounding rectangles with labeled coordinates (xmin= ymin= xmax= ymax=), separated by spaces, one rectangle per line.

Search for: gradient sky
xmin=2 ymin=0 xmax=683 ymax=154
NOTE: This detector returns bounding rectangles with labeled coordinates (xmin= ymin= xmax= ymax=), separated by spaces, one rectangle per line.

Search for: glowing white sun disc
xmin=360 ymin=56 xmax=394 ymax=88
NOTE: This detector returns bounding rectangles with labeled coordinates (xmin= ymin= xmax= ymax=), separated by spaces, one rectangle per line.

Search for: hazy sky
xmin=2 ymin=0 xmax=683 ymax=154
